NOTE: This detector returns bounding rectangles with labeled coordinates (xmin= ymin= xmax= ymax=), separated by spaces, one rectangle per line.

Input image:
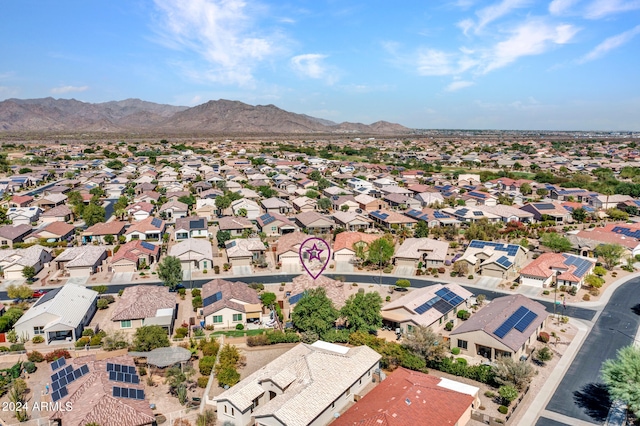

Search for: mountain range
xmin=0 ymin=98 xmax=410 ymax=135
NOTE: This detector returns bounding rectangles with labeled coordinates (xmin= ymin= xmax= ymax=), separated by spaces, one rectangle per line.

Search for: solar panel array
xmin=473 ymin=211 xmax=484 ymax=216
xmin=112 ymin=386 xmax=145 ymax=400
xmin=468 ymin=240 xmax=520 ymax=256
xmin=151 ymin=217 xmax=163 ymax=228
xmin=612 ymin=226 xmax=640 ymax=239
xmin=288 ymin=292 xmax=306 ymax=305
xmin=51 ymin=365 xmax=73 ymax=384
xmin=535 ymin=203 xmax=556 ymax=210
xmin=107 ymin=363 xmax=140 ymax=384
xmin=50 ymin=364 xmax=90 ymax=401
xmin=370 ymin=211 xmax=389 ymax=220
xmin=140 ymin=241 xmax=156 ymax=251
xmin=495 ymin=256 xmax=513 ymax=269
xmin=51 ymin=357 xmax=66 ymax=372
xmin=433 ymin=211 xmax=450 ymax=219
xmin=468 ymin=191 xmax=486 ymax=199
xmin=203 ymin=291 xmax=223 ymax=307
xmin=414 ymin=288 xmax=465 ymax=315
xmin=190 ymin=218 xmax=205 ymax=229
xmin=493 ymin=306 xmax=539 ymax=338
xmin=51 ymin=386 xmax=69 ymax=402
xmin=260 ymin=214 xmax=276 ymax=225
xmin=562 ymin=254 xmax=594 ymax=278
xmin=405 ymin=209 xmax=429 ymax=221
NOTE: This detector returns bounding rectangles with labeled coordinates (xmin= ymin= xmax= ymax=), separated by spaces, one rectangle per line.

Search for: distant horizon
xmin=2 ymin=96 xmax=639 ymax=135
xmin=2 ymin=2 xmax=640 ymax=131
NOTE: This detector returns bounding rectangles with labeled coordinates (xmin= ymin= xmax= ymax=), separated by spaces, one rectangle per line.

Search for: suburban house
xmin=13 ymin=284 xmax=98 ymax=344
xmin=0 ymin=244 xmax=52 ymax=279
xmin=333 ymin=232 xmax=381 ymax=267
xmin=201 ymin=279 xmax=261 ymax=328
xmin=34 ymin=193 xmax=68 ymax=210
xmin=159 ymin=200 xmax=189 ymax=221
xmin=0 ymin=224 xmax=33 ymax=248
xmin=168 ymin=238 xmax=214 ymax=272
xmin=110 ymin=240 xmax=161 ymax=273
xmin=110 ymin=285 xmax=175 ymax=334
xmin=174 ymin=216 xmax=209 ymax=240
xmin=211 ymin=341 xmax=381 ymax=426
xmin=462 ymin=191 xmax=498 ymax=206
xmin=195 ymin=198 xmax=218 ymax=221
xmin=354 ymin=193 xmax=388 ymax=212
xmin=255 ymin=213 xmax=299 ymax=237
xmin=519 ymin=253 xmax=596 ymax=289
xmin=54 ymin=246 xmax=108 ymax=277
xmin=292 ymin=196 xmax=318 ymax=213
xmin=331 ymin=195 xmax=360 ymax=212
xmin=7 ymin=207 xmax=41 ymax=225
xmin=294 ymin=211 xmax=334 ymax=235
xmin=520 ymin=202 xmax=572 ymax=223
xmin=443 ymin=207 xmax=501 ymax=223
xmin=403 ymin=208 xmax=460 ymax=227
xmin=333 ymin=367 xmax=479 ymax=426
xmin=24 ymin=222 xmax=75 ymax=243
xmin=394 ymin=238 xmax=450 ymax=269
xmin=230 ymin=198 xmax=262 ymax=220
xmin=458 ymin=240 xmax=528 ymax=280
xmin=218 ymin=216 xmax=254 ymax=237
xmin=475 ymin=205 xmax=536 ymax=223
xmin=286 ymin=275 xmax=353 ymax=311
xmin=450 ymin=294 xmax=547 ymax=361
xmin=369 ymin=209 xmax=418 ymax=231
xmin=261 ymin=197 xmax=293 ymax=215
xmin=125 ymin=202 xmax=155 ymax=221
xmin=9 ymin=195 xmax=33 ymax=207
xmin=47 ymin=354 xmax=155 ymax=426
xmin=331 ymin=211 xmax=373 ymax=231
xmin=82 ymin=221 xmax=127 ymax=244
xmin=125 ymin=217 xmax=166 ymax=242
xmin=381 ymin=284 xmax=472 ymax=334
xmin=384 ymin=193 xmax=421 ymax=210
xmin=40 ymin=204 xmax=74 ymax=223
xmin=225 ymin=238 xmax=266 ymax=268
xmin=276 ymin=231 xmax=310 ymax=272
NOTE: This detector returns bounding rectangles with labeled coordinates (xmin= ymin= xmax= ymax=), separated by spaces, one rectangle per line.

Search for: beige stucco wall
xmin=204 ymin=306 xmax=245 ymax=328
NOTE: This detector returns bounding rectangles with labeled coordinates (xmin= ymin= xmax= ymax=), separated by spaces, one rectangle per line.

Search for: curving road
xmin=536 ymin=276 xmax=640 ymax=425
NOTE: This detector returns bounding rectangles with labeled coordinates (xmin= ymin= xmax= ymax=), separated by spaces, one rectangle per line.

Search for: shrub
xmin=583 ymin=294 xmax=591 ymax=301
xmin=248 ymin=283 xmax=264 ymax=291
xmin=385 ymin=296 xmax=391 ymax=302
xmin=118 ymin=289 xmax=124 ymax=296
xmin=568 ymin=286 xmax=577 ymax=296
xmin=543 ymin=290 xmax=550 ymax=295
xmin=451 ymin=347 xmax=461 ymax=355
xmin=23 ymin=361 xmax=36 ymax=374
xmin=235 ymin=324 xmax=244 ymax=330
xmin=178 ymin=288 xmax=186 ymax=296
xmin=445 ymin=321 xmax=454 ymax=331
xmin=456 ymin=358 xmax=467 ymax=365
xmin=97 ymin=299 xmax=109 ymax=310
xmin=82 ymin=329 xmax=95 ymax=337
xmin=438 ymin=267 xmax=445 ymax=274
xmin=246 ymin=334 xmax=269 ymax=347
xmin=191 ymin=289 xmax=201 ymax=297
xmin=199 ymin=356 xmax=217 ymax=376
xmin=27 ymin=351 xmax=44 ymax=363
xmin=498 ymin=405 xmax=509 ymax=415
xmin=9 ymin=344 xmax=25 ymax=352
xmin=484 ymin=390 xmax=496 ymax=398
xmin=102 ymin=295 xmax=115 ymax=304
xmin=75 ymin=337 xmax=91 ymax=348
xmin=267 ymin=330 xmax=300 ymax=344
xmin=197 ymin=376 xmax=209 ymax=388
xmin=200 ymin=339 xmax=220 ymax=357
xmin=468 ymin=274 xmax=474 ymax=279
xmin=538 ymin=332 xmax=550 ymax=343
xmin=457 ymin=310 xmax=470 ymax=320
xmin=32 ymin=335 xmax=44 ymax=344
xmin=214 ymin=265 xmax=220 ymax=274
xmin=138 ymin=367 xmax=147 ymax=376
xmin=590 ymin=288 xmax=600 ymax=296
xmin=175 ymin=327 xmax=188 ymax=339
xmin=217 ymin=367 xmax=240 ymax=387
xmin=0 ymin=347 xmax=9 ymax=352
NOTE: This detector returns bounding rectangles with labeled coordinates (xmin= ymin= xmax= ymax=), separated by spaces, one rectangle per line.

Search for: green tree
xmin=414 ymin=221 xmax=429 ymax=238
xmin=584 ymin=274 xmax=604 ymax=288
xmin=309 ymin=170 xmax=322 ymax=181
xmin=601 ymin=345 xmax=640 ymax=415
xmin=536 ymin=346 xmax=553 ymax=365
xmin=571 ymin=207 xmax=588 ymax=222
xmin=368 ymin=237 xmax=395 ymax=268
xmin=340 ymin=292 xmax=383 ymax=334
xmin=113 ymin=196 xmax=129 ymax=212
xmin=305 ymin=190 xmax=319 ymax=199
xmin=593 ymin=265 xmax=607 ymax=276
xmin=83 ymin=203 xmax=106 ymax=226
xmin=260 ymin=292 xmax=277 ymax=308
xmin=595 ymin=243 xmax=626 ymax=270
xmin=178 ymin=195 xmax=196 ymax=209
xmin=402 ymin=325 xmax=446 ymax=363
xmin=395 ymin=279 xmax=411 ymax=288
xmin=257 ymin=186 xmax=277 ymax=198
xmin=540 ymin=232 xmax=572 ymax=253
xmin=7 ymin=284 xmax=33 ymax=300
xmin=106 ymin=160 xmax=124 ymax=170
xmin=291 ymin=288 xmax=339 ymax=338
xmin=317 ymin=197 xmax=332 ymax=211
xmin=22 ymin=266 xmax=36 ymax=281
xmin=216 ymin=230 xmax=231 ymax=248
xmin=498 ymin=385 xmax=519 ymax=406
xmin=536 ymin=188 xmax=549 ymax=197
xmin=103 ymin=234 xmax=115 ymax=245
xmin=237 ymin=208 xmax=247 ymax=217
xmin=89 ymin=187 xmax=105 ymax=198
xmin=520 ymin=183 xmax=532 ymax=196
xmin=157 ymin=255 xmax=183 ymax=291
xmin=132 ymin=325 xmax=170 ymax=352
xmin=92 ymin=285 xmax=108 ymax=294
xmin=215 ymin=195 xmax=231 ymax=211
xmin=493 ymin=356 xmax=535 ymax=390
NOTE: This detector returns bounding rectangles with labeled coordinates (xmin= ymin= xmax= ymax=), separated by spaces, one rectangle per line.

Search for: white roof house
xmin=13 ymin=284 xmax=98 ymax=344
xmin=54 ymin=246 xmax=108 ymax=277
xmin=212 ymin=342 xmax=381 ymax=426
xmin=169 ymin=238 xmax=214 ymax=271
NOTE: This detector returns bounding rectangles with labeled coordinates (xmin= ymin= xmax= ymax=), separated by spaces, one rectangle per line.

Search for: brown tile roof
xmin=83 ymin=221 xmax=127 ymax=236
xmin=112 ymin=240 xmax=160 ymax=264
xmin=11 ymin=195 xmax=33 ymax=205
xmin=202 ymin=278 xmax=260 ymax=317
xmin=450 ymin=294 xmax=547 ymax=352
xmin=290 ymin=274 xmax=350 ymax=308
xmin=333 ymin=231 xmax=380 ymax=252
xmin=333 ymin=367 xmax=475 ymax=426
xmin=218 ymin=215 xmax=253 ymax=231
xmin=276 ymin=231 xmax=309 ymax=256
xmin=41 ymin=204 xmax=73 ymax=217
xmin=0 ymin=224 xmax=32 ymax=240
xmin=126 ymin=216 xmax=165 ymax=234
xmin=34 ymin=221 xmax=75 ymax=237
xmin=111 ymin=285 xmax=175 ymax=321
xmin=48 ymin=354 xmax=154 ymax=426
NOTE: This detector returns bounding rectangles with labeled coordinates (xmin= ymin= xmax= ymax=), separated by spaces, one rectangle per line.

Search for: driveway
xmin=232 ymin=265 xmax=252 ymax=276
xmin=66 ymin=276 xmax=89 ymax=286
xmin=394 ymin=265 xmax=415 ymax=277
xmin=334 ymin=262 xmax=354 ymax=273
xmin=111 ymin=272 xmax=134 ymax=284
xmin=475 ymin=276 xmax=503 ymax=289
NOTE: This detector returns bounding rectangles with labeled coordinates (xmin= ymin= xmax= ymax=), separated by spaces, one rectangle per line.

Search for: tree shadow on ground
xmin=631 ymin=304 xmax=640 ymax=316
xmin=573 ymin=382 xmax=611 ymax=422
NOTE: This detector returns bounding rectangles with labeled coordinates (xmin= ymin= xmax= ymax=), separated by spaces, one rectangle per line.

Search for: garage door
xmin=396 ymin=259 xmax=415 ymax=268
xmin=232 ymin=257 xmax=252 ymax=266
xmin=334 ymin=253 xmax=354 ymax=263
xmin=112 ymin=263 xmax=136 ymax=273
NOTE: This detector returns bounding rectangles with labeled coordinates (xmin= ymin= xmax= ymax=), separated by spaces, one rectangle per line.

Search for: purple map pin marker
xmin=299 ymin=237 xmax=331 ymax=280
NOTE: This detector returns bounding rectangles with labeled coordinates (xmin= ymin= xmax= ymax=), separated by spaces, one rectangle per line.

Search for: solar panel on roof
xmin=203 ymin=291 xmax=223 ymax=307
xmin=52 ymin=380 xmax=61 ymax=392
xmin=51 ymin=357 xmax=66 ymax=372
xmin=51 ymin=372 xmax=59 ymax=382
xmin=514 ymin=311 xmax=538 ymax=332
xmin=109 ymin=371 xmax=117 ymax=381
xmin=535 ymin=203 xmax=556 ymax=210
xmin=414 ymin=296 xmax=440 ymax=315
xmin=455 ymin=208 xmax=468 ymax=216
xmin=432 ymin=299 xmax=454 ymax=314
xmin=117 ymin=372 xmax=124 ymax=382
xmin=140 ymin=241 xmax=156 ymax=251
xmin=190 ymin=218 xmax=205 ymax=229
xmin=80 ymin=365 xmax=89 ymax=375
xmin=151 ymin=217 xmax=162 ymax=228
xmin=473 ymin=211 xmax=484 ymax=216
xmin=58 ymin=376 xmax=68 ymax=387
xmin=114 ymin=364 xmax=121 ymax=373
xmin=107 ymin=363 xmax=114 ymax=372
xmin=469 ymin=191 xmax=486 ymax=199
xmin=494 ymin=306 xmax=529 ymax=338
xmin=434 ymin=211 xmax=449 ymax=219
xmin=113 ymin=387 xmax=121 ymax=398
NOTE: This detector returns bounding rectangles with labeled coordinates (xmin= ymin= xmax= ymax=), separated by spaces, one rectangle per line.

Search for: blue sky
xmin=1 ymin=0 xmax=640 ymax=130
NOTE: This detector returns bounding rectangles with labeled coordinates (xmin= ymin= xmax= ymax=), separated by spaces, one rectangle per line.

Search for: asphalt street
xmin=537 ymin=276 xmax=640 ymax=425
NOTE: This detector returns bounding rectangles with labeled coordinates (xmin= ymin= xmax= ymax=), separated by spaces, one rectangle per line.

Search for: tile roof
xmin=450 ymin=294 xmax=547 ymax=352
xmin=56 ymin=246 xmax=107 ymax=267
xmin=41 ymin=204 xmax=73 ymax=217
xmin=294 ymin=211 xmax=334 ymax=227
xmin=32 ymin=221 xmax=75 ymax=237
xmin=111 ymin=240 xmax=160 ymax=264
xmin=83 ymin=221 xmax=127 ymax=236
xmin=225 ymin=238 xmax=266 ymax=258
xmin=126 ymin=217 xmax=165 ymax=234
xmin=333 ymin=367 xmax=476 ymax=426
xmin=111 ymin=285 xmax=175 ymax=321
xmin=175 ymin=216 xmax=208 ymax=231
xmin=168 ymin=238 xmax=213 ymax=261
xmin=218 ymin=216 xmax=253 ymax=231
xmin=333 ymin=232 xmax=380 ymax=252
xmin=394 ymin=238 xmax=449 ymax=261
xmin=0 ymin=224 xmax=32 ymax=240
xmin=0 ymin=244 xmax=51 ymax=267
xmin=201 ymin=278 xmax=260 ymax=317
xmin=289 ymin=274 xmax=351 ymax=308
xmin=276 ymin=231 xmax=309 ymax=256
xmin=215 ymin=342 xmax=381 ymax=426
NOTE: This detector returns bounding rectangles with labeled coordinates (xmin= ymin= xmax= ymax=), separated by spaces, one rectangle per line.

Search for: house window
xmin=33 ymin=326 xmax=44 ymax=335
xmin=203 ymin=261 xmax=208 ymax=269
xmin=131 ymin=234 xmax=139 ymax=240
xmin=224 ymin=406 xmax=227 ymax=414
xmin=212 ymin=315 xmax=223 ymax=324
xmin=232 ymin=407 xmax=235 ymax=416
xmin=121 ymin=320 xmax=132 ymax=328
xmin=457 ymin=339 xmax=468 ymax=350
xmin=271 ymin=226 xmax=277 ymax=231
xmin=233 ymin=314 xmax=243 ymax=322
xmin=407 ymin=325 xmax=414 ymax=332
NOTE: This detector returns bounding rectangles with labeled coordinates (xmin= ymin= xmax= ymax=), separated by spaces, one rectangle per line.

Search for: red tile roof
xmin=333 ymin=367 xmax=474 ymax=426
xmin=333 ymin=231 xmax=381 ymax=252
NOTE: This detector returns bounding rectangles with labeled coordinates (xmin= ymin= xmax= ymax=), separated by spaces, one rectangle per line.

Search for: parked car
xmin=32 ymin=290 xmax=47 ymax=298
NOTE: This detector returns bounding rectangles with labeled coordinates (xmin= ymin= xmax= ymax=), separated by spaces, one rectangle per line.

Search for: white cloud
xmin=549 ymin=0 xmax=580 ymax=15
xmin=153 ymin=0 xmax=282 ymax=86
xmin=416 ymin=49 xmax=455 ymax=76
xmin=585 ymin=0 xmax=640 ymax=19
xmin=482 ymin=20 xmax=579 ymax=72
xmin=471 ymin=0 xmax=531 ymax=34
xmin=290 ymin=54 xmax=338 ymax=84
xmin=458 ymin=19 xmax=474 ymax=36
xmin=50 ymin=85 xmax=89 ymax=94
xmin=580 ymin=25 xmax=640 ymax=62
xmin=445 ymin=80 xmax=475 ymax=91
